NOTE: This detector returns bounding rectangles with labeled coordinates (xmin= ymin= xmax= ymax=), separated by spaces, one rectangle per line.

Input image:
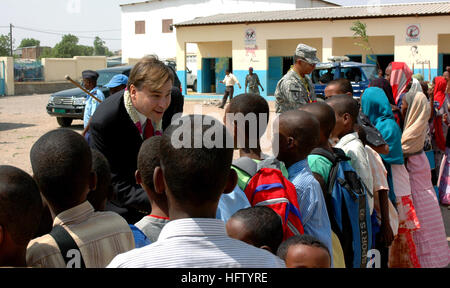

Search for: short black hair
xmin=327 ymin=78 xmax=353 ymax=95
xmin=0 ymin=165 xmax=43 ymax=245
xmin=160 ymin=114 xmax=234 ymax=204
xmin=226 ymin=69 xmax=231 ymax=73
xmin=326 ymin=94 xmax=359 ymax=122
xmin=30 ymin=129 xmax=92 ymax=208
xmin=279 ymin=110 xmax=320 ymax=154
xmin=300 ymin=102 xmax=336 ymax=138
xmin=230 ymin=206 xmax=283 ymax=253
xmin=228 ymin=93 xmax=270 ymax=142
xmin=277 ymin=234 xmax=331 ymax=261
xmin=137 ymin=136 xmax=162 ymax=191
xmin=87 ymin=149 xmax=113 ymax=211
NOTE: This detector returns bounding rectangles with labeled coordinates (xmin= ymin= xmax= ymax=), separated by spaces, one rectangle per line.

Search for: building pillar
xmin=322 ymin=36 xmax=333 ymax=62
xmin=176 ymin=35 xmax=187 ymax=95
xmin=0 ymin=57 xmax=14 ymax=96
xmin=231 ymin=29 xmax=268 ymax=98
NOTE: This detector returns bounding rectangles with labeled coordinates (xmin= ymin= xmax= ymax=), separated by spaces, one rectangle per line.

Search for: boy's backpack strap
xmin=232 ymin=157 xmax=258 ymax=177
xmin=256 ymin=156 xmax=283 ymax=172
xmin=310 ymin=147 xmax=337 ymax=164
xmin=50 ymin=225 xmax=86 ymax=268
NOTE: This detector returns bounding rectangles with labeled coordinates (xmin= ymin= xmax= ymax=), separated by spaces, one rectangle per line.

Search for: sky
xmin=0 ymin=0 xmax=448 ymax=52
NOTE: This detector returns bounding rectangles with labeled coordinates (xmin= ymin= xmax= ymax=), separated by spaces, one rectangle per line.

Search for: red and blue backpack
xmin=232 ymin=157 xmax=304 ymax=240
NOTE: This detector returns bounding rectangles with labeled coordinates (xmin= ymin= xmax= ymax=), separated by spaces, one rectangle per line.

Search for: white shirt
xmin=222 ymin=74 xmax=240 ymax=87
xmin=335 ymin=132 xmax=374 ymax=214
xmin=107 ymin=218 xmax=286 ymax=268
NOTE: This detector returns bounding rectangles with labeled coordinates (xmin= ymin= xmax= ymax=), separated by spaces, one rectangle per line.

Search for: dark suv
xmin=47 ymin=65 xmax=133 ymax=127
xmin=47 ymin=64 xmax=181 ymax=127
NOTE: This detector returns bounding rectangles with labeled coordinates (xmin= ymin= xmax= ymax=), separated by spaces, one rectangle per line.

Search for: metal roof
xmin=120 ymin=0 xmax=340 ymax=8
xmin=175 ymin=2 xmax=450 ymax=27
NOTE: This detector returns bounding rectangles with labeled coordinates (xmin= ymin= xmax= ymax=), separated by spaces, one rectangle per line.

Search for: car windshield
xmin=339 ymin=67 xmax=363 ymax=82
xmin=97 ymin=71 xmax=122 ymax=87
xmin=360 ymin=66 xmax=378 ymax=82
xmin=311 ymin=68 xmax=336 ymax=84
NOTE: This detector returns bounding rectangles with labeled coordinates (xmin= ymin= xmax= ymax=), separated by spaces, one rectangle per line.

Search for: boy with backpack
xmin=223 ymin=94 xmax=304 ymax=239
xmin=274 ymin=110 xmax=332 ymax=256
xmin=317 ymin=95 xmax=373 ymax=268
xmin=300 ymin=102 xmax=346 ymax=268
xmin=326 ymin=95 xmax=374 ymax=215
xmin=27 ymin=129 xmax=135 ymax=268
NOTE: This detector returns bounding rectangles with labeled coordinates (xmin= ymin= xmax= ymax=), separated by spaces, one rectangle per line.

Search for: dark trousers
xmin=219 ymin=86 xmax=234 ymax=108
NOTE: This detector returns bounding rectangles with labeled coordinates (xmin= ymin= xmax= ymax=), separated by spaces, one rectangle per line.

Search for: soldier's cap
xmin=82 ymin=70 xmax=99 ymax=81
xmin=105 ymin=74 xmax=128 ymax=88
xmin=295 ymin=44 xmax=320 ymax=65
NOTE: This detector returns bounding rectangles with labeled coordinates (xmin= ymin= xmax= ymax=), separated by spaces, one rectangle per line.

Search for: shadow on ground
xmin=0 ymin=123 xmax=36 ymax=132
xmin=66 ymin=124 xmax=84 ymax=131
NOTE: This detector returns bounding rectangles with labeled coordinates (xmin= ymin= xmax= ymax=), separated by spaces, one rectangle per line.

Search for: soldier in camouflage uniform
xmin=245 ymin=67 xmax=264 ymax=95
xmin=274 ymin=44 xmax=320 ymax=113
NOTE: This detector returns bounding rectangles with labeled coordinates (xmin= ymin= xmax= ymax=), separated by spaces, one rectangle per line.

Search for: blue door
xmin=268 ymin=57 xmax=283 ymax=95
xmin=215 ymin=57 xmax=229 ymax=94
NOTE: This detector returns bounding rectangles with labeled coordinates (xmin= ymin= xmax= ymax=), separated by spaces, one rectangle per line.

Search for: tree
xmin=350 ymin=21 xmax=380 ymax=69
xmin=0 ymin=33 xmax=13 ymax=57
xmin=51 ymin=34 xmax=93 ymax=58
xmin=93 ymin=36 xmax=113 ymax=56
xmin=18 ymin=38 xmax=40 ymax=48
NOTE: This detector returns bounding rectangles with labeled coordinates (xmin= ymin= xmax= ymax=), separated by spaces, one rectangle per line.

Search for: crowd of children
xmin=0 ymin=60 xmax=449 ymax=269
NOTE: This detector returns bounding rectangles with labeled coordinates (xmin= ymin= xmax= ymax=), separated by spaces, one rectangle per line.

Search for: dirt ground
xmin=0 ymin=93 xmax=276 ymax=175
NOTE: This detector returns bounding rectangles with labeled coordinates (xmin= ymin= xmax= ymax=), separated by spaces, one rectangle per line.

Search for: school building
xmin=174 ymin=2 xmax=450 ymax=97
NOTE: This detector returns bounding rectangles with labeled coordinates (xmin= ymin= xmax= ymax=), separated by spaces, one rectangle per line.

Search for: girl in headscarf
xmin=438 ymin=75 xmax=450 ymax=206
xmin=386 ymin=62 xmax=413 ymax=105
xmin=433 ymin=77 xmax=449 ymax=188
xmin=385 ymin=62 xmax=413 ymax=128
xmin=361 ymin=87 xmax=420 ymax=268
xmin=401 ymin=88 xmax=450 ymax=268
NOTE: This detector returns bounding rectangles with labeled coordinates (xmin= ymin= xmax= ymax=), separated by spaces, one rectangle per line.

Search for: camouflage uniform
xmin=274 ymin=69 xmax=316 ymax=113
xmin=246 ymin=73 xmax=261 ymax=95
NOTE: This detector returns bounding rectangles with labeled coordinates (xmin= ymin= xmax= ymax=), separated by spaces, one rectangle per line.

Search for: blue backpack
xmin=311 ymin=147 xmax=372 ymax=268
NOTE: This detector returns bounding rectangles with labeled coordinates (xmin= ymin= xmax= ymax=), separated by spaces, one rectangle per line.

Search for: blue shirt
xmin=216 ymin=185 xmax=250 ymax=222
xmin=287 ymin=159 xmax=333 ymax=257
xmin=83 ymin=87 xmax=105 ymax=128
xmin=129 ymin=224 xmax=151 ymax=248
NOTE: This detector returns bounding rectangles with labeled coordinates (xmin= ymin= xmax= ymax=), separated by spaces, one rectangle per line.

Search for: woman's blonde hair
xmin=127 ymin=55 xmax=174 ymax=92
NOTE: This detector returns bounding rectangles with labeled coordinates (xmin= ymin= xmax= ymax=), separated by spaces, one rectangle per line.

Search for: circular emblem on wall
xmin=245 ymin=28 xmax=256 ymax=41
xmin=407 ymin=25 xmax=420 ymax=38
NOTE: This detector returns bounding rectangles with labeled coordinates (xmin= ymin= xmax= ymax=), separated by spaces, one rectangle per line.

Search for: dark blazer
xmin=89 ymin=90 xmax=150 ymax=221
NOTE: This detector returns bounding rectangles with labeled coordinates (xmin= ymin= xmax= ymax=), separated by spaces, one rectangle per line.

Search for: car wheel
xmin=193 ymin=80 xmax=197 ymax=92
xmin=57 ymin=117 xmax=73 ymax=127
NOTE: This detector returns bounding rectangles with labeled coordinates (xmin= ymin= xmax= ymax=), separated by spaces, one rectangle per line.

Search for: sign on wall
xmin=406 ymin=24 xmax=420 ymax=42
xmin=245 ymin=28 xmax=258 ymax=57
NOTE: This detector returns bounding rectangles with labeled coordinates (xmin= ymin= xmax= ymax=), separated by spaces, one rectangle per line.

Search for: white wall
xmin=121 ymin=0 xmax=302 ymax=62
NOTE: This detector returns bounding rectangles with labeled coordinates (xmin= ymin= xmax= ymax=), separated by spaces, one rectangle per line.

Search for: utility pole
xmin=9 ymin=23 xmax=13 ymax=57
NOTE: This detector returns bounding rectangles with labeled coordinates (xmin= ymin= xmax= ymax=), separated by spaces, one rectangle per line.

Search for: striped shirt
xmin=107 ymin=218 xmax=286 ymax=268
xmin=26 ymin=201 xmax=135 ymax=268
xmin=287 ymin=159 xmax=333 ymax=256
